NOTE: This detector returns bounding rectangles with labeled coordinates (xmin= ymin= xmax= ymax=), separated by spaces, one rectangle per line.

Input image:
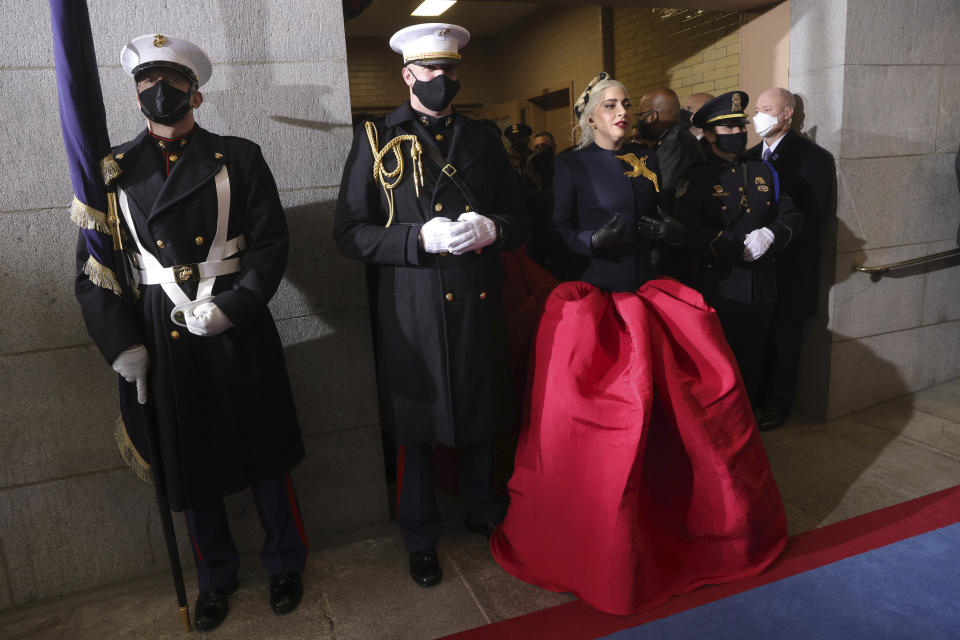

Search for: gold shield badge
xmin=731 ymin=92 xmax=742 ymax=112
xmin=153 ymin=34 xmax=168 ymax=48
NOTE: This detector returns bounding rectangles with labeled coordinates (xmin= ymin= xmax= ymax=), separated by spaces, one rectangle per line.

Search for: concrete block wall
xmin=612 ymin=8 xmax=741 ymax=102
xmin=790 ymin=0 xmax=960 ymax=419
xmin=0 ymin=0 xmax=388 ymax=607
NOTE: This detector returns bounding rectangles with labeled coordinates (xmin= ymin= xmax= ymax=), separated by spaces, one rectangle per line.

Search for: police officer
xmin=75 ymin=35 xmax=307 ymax=632
xmin=333 ymin=23 xmax=529 ymax=588
xmin=504 ymin=122 xmax=533 ymax=173
xmin=669 ymin=91 xmax=803 ymax=407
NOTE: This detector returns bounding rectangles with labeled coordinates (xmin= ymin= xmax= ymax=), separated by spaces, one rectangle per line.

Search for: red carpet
xmin=441 ymin=485 xmax=960 ymax=640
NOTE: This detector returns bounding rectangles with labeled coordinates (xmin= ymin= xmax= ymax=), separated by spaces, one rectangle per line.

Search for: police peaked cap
xmin=692 ymin=90 xmax=750 ymax=128
xmin=504 ymin=123 xmax=532 ymax=140
xmin=121 ymin=34 xmax=213 ymax=86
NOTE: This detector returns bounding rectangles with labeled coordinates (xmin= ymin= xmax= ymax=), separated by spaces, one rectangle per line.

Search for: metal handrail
xmin=853 ymin=247 xmax=960 ymax=275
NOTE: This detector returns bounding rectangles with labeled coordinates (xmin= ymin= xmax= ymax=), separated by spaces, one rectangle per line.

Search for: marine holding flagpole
xmin=71 ymin=31 xmax=308 ymax=632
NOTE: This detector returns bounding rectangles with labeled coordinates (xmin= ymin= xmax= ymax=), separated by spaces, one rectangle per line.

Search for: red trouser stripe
xmin=285 ymin=473 xmax=309 ymax=551
xmin=185 ymin=514 xmax=204 ymax=562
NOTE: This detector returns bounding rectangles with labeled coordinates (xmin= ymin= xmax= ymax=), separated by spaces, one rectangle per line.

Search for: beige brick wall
xmin=345 ymin=7 xmax=742 ymax=120
xmin=613 ymin=8 xmax=741 ymax=102
xmin=490 ymin=5 xmax=604 ymax=105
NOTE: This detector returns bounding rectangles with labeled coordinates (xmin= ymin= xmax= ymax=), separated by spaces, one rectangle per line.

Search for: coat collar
xmin=114 ymin=126 xmax=228 ymax=221
xmin=386 ymin=102 xmax=490 ymax=189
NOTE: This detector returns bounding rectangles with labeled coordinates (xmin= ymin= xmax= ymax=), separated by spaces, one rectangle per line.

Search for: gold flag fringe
xmin=83 ymin=255 xmax=122 ymax=296
xmin=100 ymin=154 xmax=122 ymax=185
xmin=69 ymin=196 xmax=111 ymax=233
xmin=114 ymin=416 xmax=153 ymax=484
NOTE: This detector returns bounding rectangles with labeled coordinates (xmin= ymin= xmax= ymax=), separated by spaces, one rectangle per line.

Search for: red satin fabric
xmin=491 ymin=279 xmax=787 ymax=616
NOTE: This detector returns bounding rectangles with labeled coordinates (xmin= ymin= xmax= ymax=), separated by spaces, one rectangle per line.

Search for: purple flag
xmin=49 ymin=0 xmax=119 ymax=291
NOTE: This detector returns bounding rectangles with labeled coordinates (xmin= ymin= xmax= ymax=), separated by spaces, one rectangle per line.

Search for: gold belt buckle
xmin=442 ymin=164 xmax=457 ymax=177
xmin=173 ymin=263 xmax=200 ymax=283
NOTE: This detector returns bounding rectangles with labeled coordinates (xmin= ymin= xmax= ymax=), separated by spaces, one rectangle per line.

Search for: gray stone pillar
xmin=790 ymin=0 xmax=960 ymax=419
xmin=0 ymin=0 xmax=387 ymax=606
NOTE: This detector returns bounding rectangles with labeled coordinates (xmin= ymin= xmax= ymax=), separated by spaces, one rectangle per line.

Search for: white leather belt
xmin=130 ymin=235 xmax=246 ymax=284
xmin=118 ymin=165 xmax=234 ymax=308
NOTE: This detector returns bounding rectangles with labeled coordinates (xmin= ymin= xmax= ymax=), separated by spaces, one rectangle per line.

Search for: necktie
xmin=762 ymin=147 xmax=772 ymax=162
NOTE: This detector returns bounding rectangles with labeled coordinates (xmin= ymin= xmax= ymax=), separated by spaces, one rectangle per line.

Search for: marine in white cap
xmin=75 ymin=34 xmax=309 ymax=632
xmin=334 ymin=23 xmax=530 ymax=590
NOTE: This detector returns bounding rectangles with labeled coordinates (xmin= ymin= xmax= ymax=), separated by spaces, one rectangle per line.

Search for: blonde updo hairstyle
xmin=574 ymin=74 xmax=629 ymax=149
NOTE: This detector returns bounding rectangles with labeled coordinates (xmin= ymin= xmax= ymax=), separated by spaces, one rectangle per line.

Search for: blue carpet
xmin=601 ymin=523 xmax=960 ymax=639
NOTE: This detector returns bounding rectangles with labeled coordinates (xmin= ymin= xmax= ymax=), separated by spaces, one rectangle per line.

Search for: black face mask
xmin=679 ymin=108 xmax=693 ymax=125
xmin=138 ymin=80 xmax=193 ymax=125
xmin=412 ymin=74 xmax=460 ymax=112
xmin=714 ymin=131 xmax=747 ymax=156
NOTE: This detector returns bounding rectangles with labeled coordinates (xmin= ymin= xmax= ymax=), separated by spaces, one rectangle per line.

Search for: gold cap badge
xmin=153 ymin=34 xmax=168 ymax=48
xmin=731 ymin=92 xmax=742 ymax=112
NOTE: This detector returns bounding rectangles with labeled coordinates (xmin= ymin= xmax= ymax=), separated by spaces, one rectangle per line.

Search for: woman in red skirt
xmin=490 ymin=74 xmax=787 ymax=616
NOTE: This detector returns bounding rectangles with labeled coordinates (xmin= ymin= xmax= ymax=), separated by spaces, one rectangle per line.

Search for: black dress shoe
xmin=194 ymin=576 xmax=238 ymax=632
xmin=465 ymin=520 xmax=498 ymax=538
xmin=409 ymin=548 xmax=442 ymax=587
xmin=757 ymin=408 xmax=786 ymax=432
xmin=269 ymin=572 xmax=303 ymax=615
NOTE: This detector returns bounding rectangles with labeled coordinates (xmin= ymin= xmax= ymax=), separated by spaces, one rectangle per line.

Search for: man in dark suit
xmin=637 ymin=87 xmax=706 ymax=208
xmin=748 ymin=87 xmax=835 ymax=430
xmin=671 ymin=91 xmax=803 ymax=407
xmin=75 ymin=34 xmax=307 ymax=632
xmin=637 ymin=87 xmax=705 ymax=278
xmin=334 ymin=23 xmax=529 ymax=588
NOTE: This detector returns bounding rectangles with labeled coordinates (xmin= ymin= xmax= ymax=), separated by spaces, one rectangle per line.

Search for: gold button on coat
xmin=479 ymin=291 xmax=487 ymax=300
xmin=170 ymin=330 xmax=180 ymax=339
xmin=174 ymin=311 xmax=185 ymax=324
xmin=434 ymin=203 xmax=443 ymax=212
xmin=435 ymin=134 xmax=444 ymax=142
xmin=445 ymin=292 xmax=454 ymax=301
xmin=195 ymin=236 xmax=204 ymax=246
xmin=169 ymin=154 xmax=178 ymax=162
xmin=156 ymin=240 xmax=166 ymax=248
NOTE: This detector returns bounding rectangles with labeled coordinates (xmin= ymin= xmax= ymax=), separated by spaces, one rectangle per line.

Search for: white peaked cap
xmin=120 ymin=34 xmax=213 ymax=86
xmin=389 ymin=23 xmax=470 ymax=65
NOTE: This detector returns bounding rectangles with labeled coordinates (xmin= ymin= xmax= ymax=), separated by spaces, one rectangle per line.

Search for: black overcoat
xmin=748 ymin=130 xmax=834 ymax=310
xmin=75 ymin=126 xmax=304 ymax=511
xmin=552 ymin=142 xmax=662 ymax=292
xmin=334 ymin=103 xmax=530 ymax=447
xmin=674 ymin=155 xmax=803 ymax=309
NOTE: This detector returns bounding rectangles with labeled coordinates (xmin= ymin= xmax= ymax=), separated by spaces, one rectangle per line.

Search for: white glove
xmin=185 ymin=302 xmax=234 ymax=337
xmin=419 ymin=216 xmax=454 ymax=253
xmin=448 ymin=211 xmax=497 ymax=255
xmin=743 ymin=227 xmax=775 ymax=262
xmin=112 ymin=345 xmax=149 ymax=405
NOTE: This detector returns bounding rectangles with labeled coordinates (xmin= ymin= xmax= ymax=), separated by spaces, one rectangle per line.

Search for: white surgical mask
xmin=752 ymin=111 xmax=780 ymax=137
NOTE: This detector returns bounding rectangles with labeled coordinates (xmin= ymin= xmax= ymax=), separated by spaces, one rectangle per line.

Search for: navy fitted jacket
xmin=552 ymin=142 xmax=662 ymax=292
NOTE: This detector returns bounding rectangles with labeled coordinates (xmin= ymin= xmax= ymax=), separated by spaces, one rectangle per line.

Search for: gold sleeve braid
xmin=364 ymin=121 xmax=424 ymax=228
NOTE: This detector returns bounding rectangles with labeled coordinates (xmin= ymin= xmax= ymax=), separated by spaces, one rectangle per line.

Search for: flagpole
xmin=49 ymin=1 xmax=191 ymax=630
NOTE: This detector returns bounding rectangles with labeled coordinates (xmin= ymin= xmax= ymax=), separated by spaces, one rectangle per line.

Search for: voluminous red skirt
xmin=490 ymin=279 xmax=787 ymax=615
